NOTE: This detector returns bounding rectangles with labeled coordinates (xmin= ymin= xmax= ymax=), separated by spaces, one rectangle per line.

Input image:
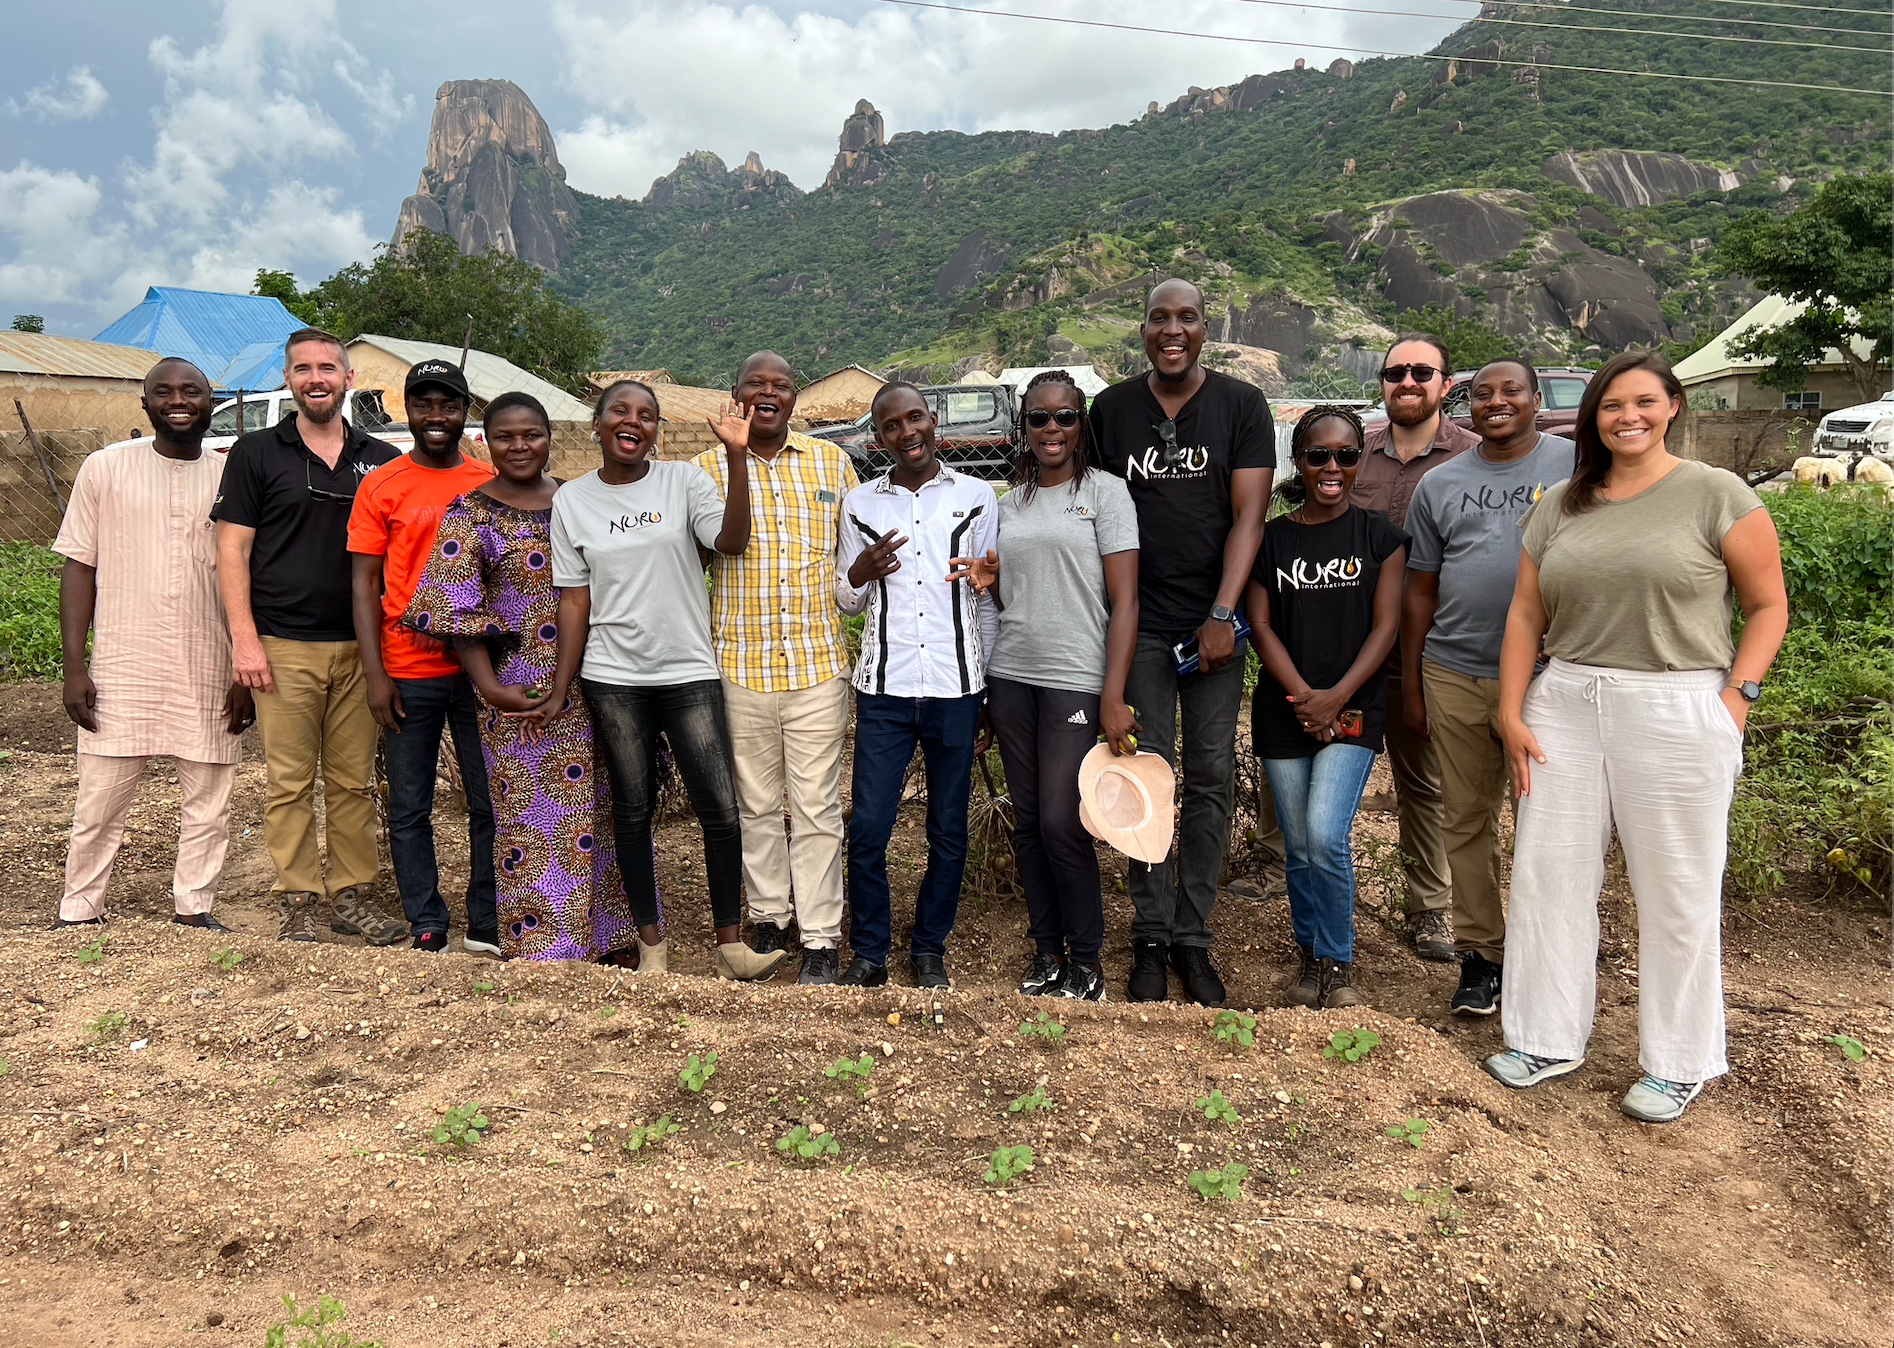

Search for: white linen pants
xmin=61 ymin=753 xmax=239 ymax=922
xmin=1502 ymin=660 xmax=1744 ymax=1083
xmin=722 ymin=676 xmax=849 ymax=947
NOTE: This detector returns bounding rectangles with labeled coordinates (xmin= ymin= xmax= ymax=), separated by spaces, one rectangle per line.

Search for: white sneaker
xmin=1482 ymin=1049 xmax=1585 ymax=1089
xmin=1619 ymin=1075 xmax=1703 ymax=1123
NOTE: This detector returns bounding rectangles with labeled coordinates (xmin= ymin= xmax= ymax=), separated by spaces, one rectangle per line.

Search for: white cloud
xmin=6 ymin=66 xmax=111 ymax=123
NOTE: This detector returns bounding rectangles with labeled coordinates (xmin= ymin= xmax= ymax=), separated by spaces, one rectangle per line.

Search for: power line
xmin=1215 ymin=0 xmax=1891 ymax=51
xmin=1663 ymin=0 xmax=1891 ymax=15
xmin=869 ymin=0 xmax=1894 ymax=93
xmin=1477 ymin=0 xmax=1890 ymax=37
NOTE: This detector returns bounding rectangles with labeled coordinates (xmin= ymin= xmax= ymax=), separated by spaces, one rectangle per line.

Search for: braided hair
xmin=1012 ymin=369 xmax=1095 ymax=504
xmin=1275 ymin=404 xmax=1368 ymax=509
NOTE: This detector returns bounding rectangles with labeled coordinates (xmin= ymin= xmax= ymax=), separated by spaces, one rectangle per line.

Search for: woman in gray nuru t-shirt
xmin=1486 ymin=351 xmax=1789 ymax=1125
xmin=950 ymin=371 xmax=1140 ymax=1003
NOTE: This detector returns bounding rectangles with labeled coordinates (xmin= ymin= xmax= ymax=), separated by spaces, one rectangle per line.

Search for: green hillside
xmin=550 ymin=0 xmax=1891 ymax=385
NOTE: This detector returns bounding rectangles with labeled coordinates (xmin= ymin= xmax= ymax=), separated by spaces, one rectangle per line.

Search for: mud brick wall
xmin=1677 ymin=410 xmax=1819 ymax=479
xmin=0 ymin=429 xmax=100 ymax=546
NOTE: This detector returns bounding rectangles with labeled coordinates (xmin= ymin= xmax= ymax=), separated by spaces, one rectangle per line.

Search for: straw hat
xmin=1077 ymin=742 xmax=1175 ymax=864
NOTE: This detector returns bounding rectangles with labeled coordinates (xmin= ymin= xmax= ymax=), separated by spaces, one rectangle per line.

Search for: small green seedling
xmin=984 ymin=1143 xmax=1035 ymax=1186
xmin=1826 ymin=1033 xmax=1867 ymax=1062
xmin=86 ymin=1010 xmax=129 ymax=1039
xmin=1403 ymin=1186 xmax=1463 ymax=1236
xmin=622 ymin=1116 xmax=681 ymax=1153
xmin=1188 ymin=1161 xmax=1249 ymax=1202
xmin=1018 ymin=1012 xmax=1066 ymax=1043
xmin=209 ymin=946 xmax=243 ymax=972
xmin=1196 ymin=1089 xmax=1240 ymax=1125
xmin=1323 ymin=1026 xmax=1381 ymax=1063
xmin=264 ymin=1293 xmax=383 ymax=1348
xmin=825 ymin=1053 xmax=876 ymax=1094
xmin=1007 ymin=1085 xmax=1053 ymax=1114
xmin=679 ymin=1051 xmax=719 ymax=1093
xmin=74 ymin=934 xmax=108 ymax=964
xmin=1212 ymin=1010 xmax=1256 ymax=1047
xmin=473 ymin=981 xmax=495 ymax=993
xmin=430 ymin=1102 xmax=491 ymax=1148
xmin=776 ymin=1125 xmax=840 ymax=1162
xmin=596 ymin=1005 xmax=617 ymax=1019
xmin=1386 ymin=1116 xmax=1429 ymax=1149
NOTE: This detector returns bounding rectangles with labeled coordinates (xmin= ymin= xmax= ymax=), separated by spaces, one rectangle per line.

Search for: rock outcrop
xmin=392 ymin=80 xmax=578 ymax=270
xmin=825 ymin=100 xmax=888 ymax=189
xmin=644 ymin=150 xmax=801 ymax=210
xmin=1541 ymin=150 xmax=1742 ymax=208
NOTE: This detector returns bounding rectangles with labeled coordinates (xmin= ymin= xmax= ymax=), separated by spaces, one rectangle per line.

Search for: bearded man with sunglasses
xmin=213 ymin=328 xmax=405 ymax=945
xmin=1353 ymin=334 xmax=1478 ymax=963
xmin=1090 ymin=278 xmax=1274 ymax=1007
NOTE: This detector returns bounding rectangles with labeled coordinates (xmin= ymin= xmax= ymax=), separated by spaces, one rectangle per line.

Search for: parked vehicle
xmin=103 ymin=387 xmax=490 ymax=458
xmin=812 ymin=383 xmax=1019 ymax=481
xmin=1812 ymin=391 xmax=1894 ymax=462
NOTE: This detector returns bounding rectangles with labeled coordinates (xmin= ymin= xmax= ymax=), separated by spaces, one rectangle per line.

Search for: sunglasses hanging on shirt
xmin=1155 ymin=418 xmax=1186 ymax=469
xmin=305 ymin=456 xmax=357 ymax=504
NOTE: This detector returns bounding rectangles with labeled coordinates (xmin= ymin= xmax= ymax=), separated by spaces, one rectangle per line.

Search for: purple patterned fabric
xmin=405 ymin=491 xmax=637 ymax=961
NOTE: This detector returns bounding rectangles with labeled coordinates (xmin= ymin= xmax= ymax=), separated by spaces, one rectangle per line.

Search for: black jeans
xmin=986 ymin=677 xmax=1105 ymax=965
xmin=1121 ymin=630 xmax=1246 ymax=948
xmin=382 ymin=673 xmax=497 ymax=937
xmin=584 ymin=678 xmax=744 ymax=931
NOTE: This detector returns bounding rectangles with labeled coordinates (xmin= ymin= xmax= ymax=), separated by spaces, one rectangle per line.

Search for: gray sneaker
xmin=277 ymin=891 xmax=322 ymax=943
xmin=330 ymin=885 xmax=410 ymax=947
xmin=1483 ymin=1049 xmax=1585 ymax=1089
xmin=1620 ymin=1075 xmax=1703 ymax=1123
xmin=1409 ymin=909 xmax=1456 ymax=962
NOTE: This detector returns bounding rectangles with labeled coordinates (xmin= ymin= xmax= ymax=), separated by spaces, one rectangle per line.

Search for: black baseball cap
xmin=405 ymin=359 xmax=471 ymax=400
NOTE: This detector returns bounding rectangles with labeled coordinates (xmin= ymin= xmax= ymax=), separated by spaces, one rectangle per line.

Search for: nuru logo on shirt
xmin=608 ymin=511 xmax=664 ymax=533
xmin=1277 ymin=556 xmax=1365 ymax=590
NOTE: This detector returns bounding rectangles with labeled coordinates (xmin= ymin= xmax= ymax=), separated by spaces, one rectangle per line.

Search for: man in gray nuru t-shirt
xmin=1400 ymin=358 xmax=1576 ymax=1019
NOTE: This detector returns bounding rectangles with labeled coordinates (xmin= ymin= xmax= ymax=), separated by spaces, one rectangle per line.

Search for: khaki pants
xmin=61 ymin=753 xmax=237 ymax=922
xmin=1383 ymin=676 xmax=1454 ymax=917
xmin=1421 ymin=659 xmax=1511 ymax=962
xmin=252 ymin=637 xmax=380 ymax=897
xmin=722 ymin=675 xmax=849 ymax=947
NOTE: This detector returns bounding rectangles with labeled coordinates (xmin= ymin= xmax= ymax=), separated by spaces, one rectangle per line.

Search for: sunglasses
xmin=1380 ymin=363 xmax=1442 ymax=385
xmin=1155 ymin=419 xmax=1185 ymax=469
xmin=1023 ymin=408 xmax=1083 ymax=430
xmin=305 ymin=457 xmax=357 ymax=505
xmin=1297 ymin=446 xmax=1364 ymax=468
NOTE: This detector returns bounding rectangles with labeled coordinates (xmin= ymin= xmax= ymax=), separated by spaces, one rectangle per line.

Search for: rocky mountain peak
xmin=392 ymin=79 xmax=578 ymax=270
xmin=644 ymin=149 xmax=801 ymax=210
xmin=825 ymin=100 xmax=888 ymax=189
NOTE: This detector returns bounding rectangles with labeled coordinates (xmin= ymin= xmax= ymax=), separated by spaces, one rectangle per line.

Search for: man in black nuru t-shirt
xmin=1091 ymin=278 xmax=1275 ymax=1007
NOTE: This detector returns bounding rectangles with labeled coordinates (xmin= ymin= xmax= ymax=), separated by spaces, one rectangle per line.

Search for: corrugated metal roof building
xmin=347 ymin=334 xmax=595 ymax=422
xmin=94 ymin=286 xmax=306 ymax=391
xmin=0 ymin=332 xmax=166 ymax=438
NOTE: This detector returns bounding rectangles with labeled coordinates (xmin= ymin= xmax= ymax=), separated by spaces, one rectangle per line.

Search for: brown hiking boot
xmin=1409 ymin=909 xmax=1457 ymax=962
xmin=1319 ymin=957 xmax=1368 ymax=1009
xmin=1284 ymin=945 xmax=1323 ymax=1008
xmin=278 ymin=891 xmax=322 ymax=943
xmin=330 ymin=885 xmax=409 ymax=947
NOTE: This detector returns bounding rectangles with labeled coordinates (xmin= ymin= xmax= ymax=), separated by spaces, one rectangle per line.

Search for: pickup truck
xmin=813 ymin=383 xmax=1019 ymax=482
xmin=1812 ymin=392 xmax=1894 ymax=462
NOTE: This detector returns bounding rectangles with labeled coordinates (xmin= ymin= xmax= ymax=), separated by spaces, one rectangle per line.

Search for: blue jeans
xmin=1264 ymin=743 xmax=1376 ymax=962
xmin=847 ymin=691 xmax=983 ymax=965
xmin=383 ymin=673 xmax=497 ymax=937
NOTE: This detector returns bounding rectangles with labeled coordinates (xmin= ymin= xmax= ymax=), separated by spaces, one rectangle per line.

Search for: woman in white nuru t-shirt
xmin=1487 ymin=350 xmax=1789 ymax=1124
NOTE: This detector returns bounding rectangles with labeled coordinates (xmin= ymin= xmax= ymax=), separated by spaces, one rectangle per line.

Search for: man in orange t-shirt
xmin=347 ymin=360 xmax=497 ymax=953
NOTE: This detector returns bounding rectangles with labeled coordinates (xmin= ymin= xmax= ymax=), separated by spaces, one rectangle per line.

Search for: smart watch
xmin=1209 ymin=605 xmax=1236 ymax=625
xmin=1729 ymin=679 xmax=1761 ymax=703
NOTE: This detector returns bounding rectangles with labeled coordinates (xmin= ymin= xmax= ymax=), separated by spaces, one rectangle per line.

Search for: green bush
xmin=1766 ymin=484 xmax=1893 ymax=629
xmin=0 ymin=543 xmax=62 ymax=681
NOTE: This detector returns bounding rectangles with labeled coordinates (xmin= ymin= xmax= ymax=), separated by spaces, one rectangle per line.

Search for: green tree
xmin=1391 ymin=305 xmax=1516 ymax=373
xmin=251 ymin=269 xmax=319 ymax=324
xmin=1718 ymin=172 xmax=1893 ymax=405
xmin=306 ymin=230 xmax=608 ymax=396
xmin=10 ymin=314 xmax=45 ymax=333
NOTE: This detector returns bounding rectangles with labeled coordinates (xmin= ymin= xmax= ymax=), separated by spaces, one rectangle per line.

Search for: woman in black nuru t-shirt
xmin=1245 ymin=407 xmax=1408 ymax=1013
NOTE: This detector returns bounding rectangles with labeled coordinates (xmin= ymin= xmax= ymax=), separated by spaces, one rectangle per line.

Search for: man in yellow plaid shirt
xmin=695 ymin=352 xmax=860 ymax=985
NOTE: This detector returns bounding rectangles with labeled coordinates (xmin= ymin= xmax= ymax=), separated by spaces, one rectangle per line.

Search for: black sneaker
xmin=1018 ymin=952 xmax=1065 ymax=996
xmin=837 ymin=956 xmax=887 ymax=987
xmin=798 ymin=947 xmax=840 ymax=986
xmin=910 ymin=953 xmax=951 ymax=989
xmin=1451 ymin=953 xmax=1502 ymax=1016
xmin=1057 ymin=961 xmax=1105 ymax=1001
xmin=413 ymin=931 xmax=449 ymax=953
xmin=1170 ymin=945 xmax=1228 ymax=1008
xmin=751 ymin=921 xmax=794 ymax=956
xmin=1127 ymin=939 xmax=1170 ymax=1003
xmin=464 ymin=928 xmax=501 ymax=957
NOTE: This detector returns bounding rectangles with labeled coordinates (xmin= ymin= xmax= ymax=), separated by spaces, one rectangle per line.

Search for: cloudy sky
xmin=3 ymin=0 xmax=1471 ymax=337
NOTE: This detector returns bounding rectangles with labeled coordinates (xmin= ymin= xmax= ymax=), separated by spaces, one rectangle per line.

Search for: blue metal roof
xmin=94 ymin=286 xmax=304 ymax=391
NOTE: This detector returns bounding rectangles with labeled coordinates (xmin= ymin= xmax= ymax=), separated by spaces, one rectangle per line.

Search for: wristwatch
xmin=1728 ymin=679 xmax=1762 ymax=702
xmin=1209 ymin=605 xmax=1236 ymax=625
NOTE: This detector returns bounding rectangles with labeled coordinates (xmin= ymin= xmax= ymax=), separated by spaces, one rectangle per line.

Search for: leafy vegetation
xmin=1018 ymin=1011 xmax=1066 ymax=1043
xmin=1188 ymin=1161 xmax=1250 ymax=1202
xmin=264 ymin=1294 xmax=382 ymax=1348
xmin=74 ymin=934 xmax=108 ymax=964
xmin=210 ymin=947 xmax=243 ymax=972
xmin=1391 ymin=305 xmax=1516 ymax=372
xmin=679 ymin=1051 xmax=719 ymax=1093
xmin=1323 ymin=1027 xmax=1381 ymax=1063
xmin=0 ymin=544 xmax=62 ymax=681
xmin=776 ymin=1125 xmax=840 ymax=1162
xmin=622 ymin=1116 xmax=682 ymax=1153
xmin=1211 ymin=1010 xmax=1257 ymax=1048
xmin=430 ymin=1102 xmax=490 ymax=1148
xmin=1007 ymin=1085 xmax=1053 ymax=1114
xmin=1196 ymin=1089 xmax=1241 ymax=1125
xmin=984 ymin=1144 xmax=1034 ymax=1186
xmin=85 ymin=1010 xmax=128 ymax=1040
xmin=825 ymin=1053 xmax=876 ymax=1095
xmin=1402 ymin=1186 xmax=1464 ymax=1236
xmin=1386 ymin=1117 xmax=1430 ymax=1148
xmin=1825 ymin=1033 xmax=1867 ymax=1063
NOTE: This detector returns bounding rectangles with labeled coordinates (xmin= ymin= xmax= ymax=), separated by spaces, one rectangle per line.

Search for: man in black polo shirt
xmin=212 ymin=327 xmax=408 ymax=945
xmin=1091 ymin=278 xmax=1275 ymax=1007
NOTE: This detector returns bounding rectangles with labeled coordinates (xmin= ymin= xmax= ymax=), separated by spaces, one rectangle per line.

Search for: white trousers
xmin=61 ymin=753 xmax=239 ymax=922
xmin=1502 ymin=660 xmax=1744 ymax=1083
xmin=722 ymin=676 xmax=849 ymax=947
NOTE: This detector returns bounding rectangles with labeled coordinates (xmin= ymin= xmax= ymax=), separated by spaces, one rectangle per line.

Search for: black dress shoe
xmin=910 ymin=953 xmax=951 ymax=989
xmin=837 ymin=956 xmax=887 ymax=987
xmin=1170 ymin=944 xmax=1228 ymax=1008
xmin=49 ymin=916 xmax=105 ymax=930
xmin=798 ymin=947 xmax=840 ymax=986
xmin=1127 ymin=938 xmax=1170 ymax=1002
xmin=172 ymin=912 xmax=232 ymax=933
xmin=751 ymin=921 xmax=794 ymax=956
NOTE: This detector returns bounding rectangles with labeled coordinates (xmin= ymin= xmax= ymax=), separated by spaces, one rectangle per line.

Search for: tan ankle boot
xmin=631 ymin=935 xmax=668 ymax=974
xmin=716 ymin=941 xmax=787 ymax=982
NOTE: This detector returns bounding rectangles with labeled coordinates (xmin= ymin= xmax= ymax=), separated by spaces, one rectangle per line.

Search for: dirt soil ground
xmin=0 ymin=679 xmax=1886 ymax=1348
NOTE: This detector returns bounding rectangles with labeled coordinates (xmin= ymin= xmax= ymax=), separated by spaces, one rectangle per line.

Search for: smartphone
xmin=1172 ymin=613 xmax=1253 ymax=675
xmin=1337 ymin=709 xmax=1363 ymax=738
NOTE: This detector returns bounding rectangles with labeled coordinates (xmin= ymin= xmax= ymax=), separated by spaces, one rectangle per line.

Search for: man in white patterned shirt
xmin=835 ymin=383 xmax=999 ymax=988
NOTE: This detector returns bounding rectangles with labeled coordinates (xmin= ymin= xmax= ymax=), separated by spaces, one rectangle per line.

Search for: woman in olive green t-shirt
xmin=1484 ymin=350 xmax=1789 ymax=1125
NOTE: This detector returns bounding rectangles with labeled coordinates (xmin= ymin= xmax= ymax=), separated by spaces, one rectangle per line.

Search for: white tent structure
xmin=996 ymin=365 xmax=1111 ymax=399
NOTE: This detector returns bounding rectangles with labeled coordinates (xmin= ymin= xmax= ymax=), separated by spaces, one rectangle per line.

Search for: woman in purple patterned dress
xmin=403 ymin=392 xmax=637 ymax=963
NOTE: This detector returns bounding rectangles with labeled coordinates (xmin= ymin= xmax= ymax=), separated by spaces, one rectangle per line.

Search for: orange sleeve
xmin=347 ymin=474 xmax=392 ymax=556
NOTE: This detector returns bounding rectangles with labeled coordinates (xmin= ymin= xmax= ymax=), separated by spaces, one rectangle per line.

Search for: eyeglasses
xmin=1380 ymin=363 xmax=1442 ymax=385
xmin=1155 ymin=419 xmax=1185 ymax=469
xmin=305 ymin=456 xmax=357 ymax=504
xmin=1297 ymin=447 xmax=1364 ymax=468
xmin=1023 ymin=408 xmax=1083 ymax=430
